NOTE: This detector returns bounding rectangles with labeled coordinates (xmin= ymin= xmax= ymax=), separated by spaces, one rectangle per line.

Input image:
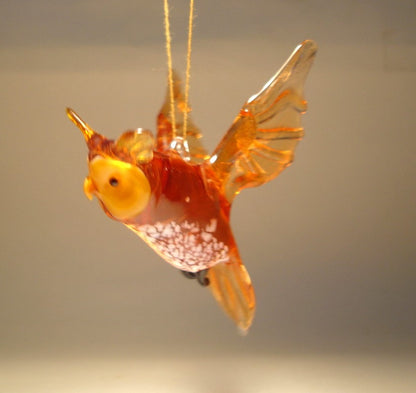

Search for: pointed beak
xmin=66 ymin=107 xmax=96 ymax=142
xmin=83 ymin=177 xmax=96 ymax=200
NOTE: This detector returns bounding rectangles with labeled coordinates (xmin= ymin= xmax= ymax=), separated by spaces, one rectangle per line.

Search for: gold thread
xmin=163 ymin=0 xmax=176 ymax=138
xmin=182 ymin=0 xmax=194 ymax=138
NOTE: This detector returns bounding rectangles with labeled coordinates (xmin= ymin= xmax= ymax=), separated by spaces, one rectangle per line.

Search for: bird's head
xmin=67 ymin=108 xmax=154 ymax=221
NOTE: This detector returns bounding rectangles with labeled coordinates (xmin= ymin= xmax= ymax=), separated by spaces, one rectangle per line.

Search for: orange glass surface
xmin=67 ymin=40 xmax=317 ymax=332
xmin=126 ymin=150 xmax=235 ymax=273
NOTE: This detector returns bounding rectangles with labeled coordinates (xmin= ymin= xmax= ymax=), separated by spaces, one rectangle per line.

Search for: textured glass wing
xmin=156 ymin=71 xmax=209 ymax=163
xmin=211 ymin=40 xmax=317 ymax=202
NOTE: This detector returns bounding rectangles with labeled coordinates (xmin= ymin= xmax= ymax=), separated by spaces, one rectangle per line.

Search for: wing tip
xmin=294 ymin=40 xmax=318 ymax=62
xmin=299 ymin=39 xmax=318 ymax=52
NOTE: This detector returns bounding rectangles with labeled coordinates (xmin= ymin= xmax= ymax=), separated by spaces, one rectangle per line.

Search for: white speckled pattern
xmin=135 ymin=219 xmax=229 ymax=272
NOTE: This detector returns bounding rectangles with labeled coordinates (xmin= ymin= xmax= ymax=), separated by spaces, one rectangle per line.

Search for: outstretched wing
xmin=156 ymin=71 xmax=209 ymax=163
xmin=211 ymin=40 xmax=317 ymax=202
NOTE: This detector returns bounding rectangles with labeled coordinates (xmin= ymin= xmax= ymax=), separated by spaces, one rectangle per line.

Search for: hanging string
xmin=163 ymin=0 xmax=195 ymax=140
xmin=182 ymin=0 xmax=194 ymax=139
xmin=163 ymin=0 xmax=177 ymax=137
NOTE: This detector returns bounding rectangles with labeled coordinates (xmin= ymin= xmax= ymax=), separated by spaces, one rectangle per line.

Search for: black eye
xmin=109 ymin=177 xmax=119 ymax=187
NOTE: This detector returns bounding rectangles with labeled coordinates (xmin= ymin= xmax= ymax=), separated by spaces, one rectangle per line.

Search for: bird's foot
xmin=181 ymin=268 xmax=210 ymax=286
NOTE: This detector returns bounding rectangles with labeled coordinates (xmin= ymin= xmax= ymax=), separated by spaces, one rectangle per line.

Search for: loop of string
xmin=163 ymin=0 xmax=194 ymax=140
xmin=183 ymin=0 xmax=194 ymax=139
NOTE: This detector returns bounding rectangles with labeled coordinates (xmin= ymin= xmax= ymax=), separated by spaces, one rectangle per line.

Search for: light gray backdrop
xmin=1 ymin=0 xmax=415 ymax=391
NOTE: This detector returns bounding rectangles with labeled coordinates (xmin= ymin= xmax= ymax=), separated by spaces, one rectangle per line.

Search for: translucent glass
xmin=67 ymin=40 xmax=317 ymax=332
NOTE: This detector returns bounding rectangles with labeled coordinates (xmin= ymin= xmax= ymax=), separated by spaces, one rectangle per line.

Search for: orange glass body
xmin=67 ymin=40 xmax=317 ymax=331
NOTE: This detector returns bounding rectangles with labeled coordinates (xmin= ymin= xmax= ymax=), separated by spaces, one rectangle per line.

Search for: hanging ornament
xmin=67 ymin=1 xmax=317 ymax=332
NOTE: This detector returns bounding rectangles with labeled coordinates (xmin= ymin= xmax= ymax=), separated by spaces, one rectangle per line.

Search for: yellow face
xmin=84 ymin=156 xmax=151 ymax=221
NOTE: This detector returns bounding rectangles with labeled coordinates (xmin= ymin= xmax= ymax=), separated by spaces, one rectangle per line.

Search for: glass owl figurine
xmin=67 ymin=40 xmax=317 ymax=332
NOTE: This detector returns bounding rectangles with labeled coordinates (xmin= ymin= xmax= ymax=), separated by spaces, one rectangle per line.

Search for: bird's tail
xmin=207 ymin=250 xmax=255 ymax=333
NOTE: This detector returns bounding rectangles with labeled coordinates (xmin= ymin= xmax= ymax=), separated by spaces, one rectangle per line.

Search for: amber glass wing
xmin=156 ymin=71 xmax=209 ymax=164
xmin=211 ymin=40 xmax=317 ymax=202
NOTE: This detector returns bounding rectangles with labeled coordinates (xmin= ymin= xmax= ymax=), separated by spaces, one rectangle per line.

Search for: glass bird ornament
xmin=67 ymin=40 xmax=317 ymax=332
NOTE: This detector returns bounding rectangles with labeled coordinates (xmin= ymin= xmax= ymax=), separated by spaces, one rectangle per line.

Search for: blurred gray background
xmin=1 ymin=1 xmax=415 ymax=392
